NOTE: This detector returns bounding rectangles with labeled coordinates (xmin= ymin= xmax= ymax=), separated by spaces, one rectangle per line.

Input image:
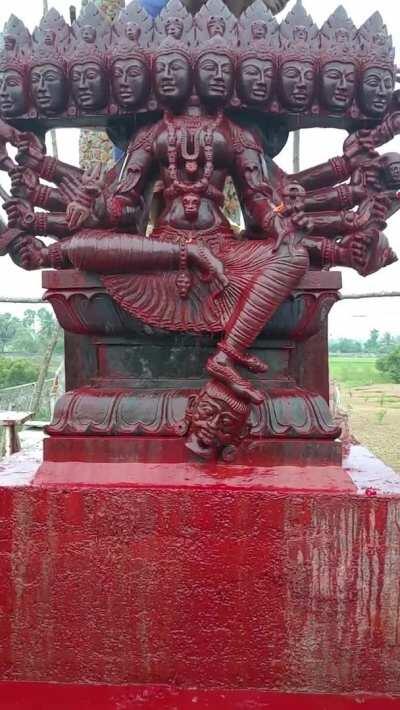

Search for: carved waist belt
xmin=150 ymin=223 xmax=236 ymax=247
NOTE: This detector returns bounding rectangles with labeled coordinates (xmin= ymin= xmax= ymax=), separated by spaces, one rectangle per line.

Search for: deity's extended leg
xmin=207 ymin=241 xmax=309 ymax=402
xmin=47 ymin=231 xmax=226 ymax=288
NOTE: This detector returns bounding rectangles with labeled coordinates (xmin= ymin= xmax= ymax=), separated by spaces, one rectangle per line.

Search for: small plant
xmin=376 ymin=409 xmax=387 ymax=425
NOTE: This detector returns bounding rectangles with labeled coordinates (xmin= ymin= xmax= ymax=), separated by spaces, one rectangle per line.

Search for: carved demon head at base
xmin=185 ymin=380 xmax=250 ymax=460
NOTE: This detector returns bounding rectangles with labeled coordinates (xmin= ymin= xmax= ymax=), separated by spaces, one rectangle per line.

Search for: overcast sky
xmin=0 ymin=0 xmax=399 ymax=339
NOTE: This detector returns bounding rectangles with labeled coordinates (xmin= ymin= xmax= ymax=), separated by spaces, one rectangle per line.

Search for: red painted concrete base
xmin=1 ymin=446 xmax=400 ymax=700
xmin=1 ymin=683 xmax=400 ymax=709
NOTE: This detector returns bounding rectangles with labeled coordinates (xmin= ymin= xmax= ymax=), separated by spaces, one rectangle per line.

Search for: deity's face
xmin=182 ymin=193 xmax=200 ymax=221
xmin=153 ymin=50 xmax=192 ymax=108
xmin=111 ymin=57 xmax=149 ymax=110
xmin=188 ymin=391 xmax=248 ymax=453
xmin=165 ymin=17 xmax=184 ymax=40
xmin=373 ymin=32 xmax=386 ymax=47
xmin=195 ymin=51 xmax=234 ymax=107
xmin=250 ymin=21 xmax=268 ymax=40
xmin=320 ymin=61 xmax=356 ymax=112
xmin=381 ymin=154 xmax=400 ymax=189
xmin=279 ymin=60 xmax=315 ymax=112
xmin=71 ymin=61 xmax=108 ymax=111
xmin=207 ymin=16 xmax=226 ymax=37
xmin=359 ymin=67 xmax=394 ymax=117
xmin=0 ymin=69 xmax=27 ymax=117
xmin=238 ymin=57 xmax=274 ymax=105
xmin=3 ymin=35 xmax=16 ymax=52
xmin=125 ymin=23 xmax=141 ymax=43
xmin=43 ymin=30 xmax=56 ymax=46
xmin=30 ymin=63 xmax=67 ymax=114
xmin=80 ymin=25 xmax=96 ymax=44
xmin=293 ymin=25 xmax=308 ymax=42
xmin=335 ymin=28 xmax=349 ymax=43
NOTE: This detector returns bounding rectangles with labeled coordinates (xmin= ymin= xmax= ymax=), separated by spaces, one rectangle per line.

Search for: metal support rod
xmin=293 ymin=130 xmax=300 ymax=173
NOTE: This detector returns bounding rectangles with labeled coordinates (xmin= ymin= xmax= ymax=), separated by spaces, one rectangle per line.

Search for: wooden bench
xmin=0 ymin=411 xmax=33 ymax=456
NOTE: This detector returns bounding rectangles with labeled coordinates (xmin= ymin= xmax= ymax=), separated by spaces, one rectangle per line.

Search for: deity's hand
xmin=81 ymin=162 xmax=105 ymax=197
xmin=339 ymin=230 xmax=376 ymax=271
xmin=9 ymin=166 xmax=39 ymax=200
xmin=3 ymin=198 xmax=35 ymax=231
xmin=59 ymin=174 xmax=86 ymax=204
xmin=15 ymin=134 xmax=46 ymax=172
xmin=0 ymin=142 xmax=14 ymax=173
xmin=0 ymin=118 xmax=19 ymax=145
xmin=188 ymin=244 xmax=228 ymax=294
xmin=66 ymin=200 xmax=91 ymax=231
xmin=9 ymin=235 xmax=47 ymax=271
xmin=290 ymin=210 xmax=314 ymax=233
xmin=343 ymin=129 xmax=378 ymax=169
xmin=65 ymin=164 xmax=105 ymax=230
xmin=279 ymin=182 xmax=307 ymax=217
xmin=350 ymin=162 xmax=380 ymax=193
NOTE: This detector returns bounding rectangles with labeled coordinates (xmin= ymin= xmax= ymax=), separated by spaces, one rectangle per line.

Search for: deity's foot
xmin=206 ymin=352 xmax=264 ymax=405
xmin=218 ymin=342 xmax=268 ymax=374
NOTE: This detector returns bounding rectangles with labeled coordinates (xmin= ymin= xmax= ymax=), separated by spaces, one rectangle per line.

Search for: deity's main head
xmin=153 ymin=39 xmax=193 ymax=109
xmin=194 ymin=37 xmax=235 ymax=108
xmin=186 ymin=380 xmax=249 ymax=458
xmin=278 ymin=53 xmax=315 ymax=112
xmin=237 ymin=5 xmax=278 ymax=107
xmin=319 ymin=8 xmax=358 ymax=113
xmin=110 ymin=43 xmax=150 ymax=111
xmin=69 ymin=46 xmax=108 ymax=112
xmin=278 ymin=2 xmax=318 ymax=113
xmin=237 ymin=50 xmax=274 ymax=107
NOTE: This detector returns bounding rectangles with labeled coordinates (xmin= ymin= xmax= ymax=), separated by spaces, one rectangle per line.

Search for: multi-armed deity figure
xmin=0 ymin=0 xmax=399 ymax=460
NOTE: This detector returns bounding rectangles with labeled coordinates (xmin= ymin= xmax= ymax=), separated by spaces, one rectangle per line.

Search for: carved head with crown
xmin=278 ymin=0 xmax=318 ymax=113
xmin=29 ymin=9 xmax=70 ymax=116
xmin=68 ymin=2 xmax=111 ymax=113
xmin=0 ymin=16 xmax=31 ymax=118
xmin=194 ymin=0 xmax=236 ymax=110
xmin=110 ymin=1 xmax=153 ymax=112
xmin=319 ymin=7 xmax=358 ymax=114
xmin=357 ymin=12 xmax=395 ymax=118
xmin=237 ymin=1 xmax=279 ymax=107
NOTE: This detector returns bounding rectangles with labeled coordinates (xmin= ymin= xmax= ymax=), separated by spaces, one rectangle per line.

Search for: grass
xmin=329 ymin=355 xmax=400 ymax=471
xmin=329 ymin=355 xmax=391 ymax=387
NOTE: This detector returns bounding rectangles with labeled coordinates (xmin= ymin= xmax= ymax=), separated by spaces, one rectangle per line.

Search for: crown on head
xmin=0 ymin=14 xmax=31 ymax=54
xmin=279 ymin=0 xmax=318 ymax=65
xmin=112 ymin=0 xmax=153 ymax=50
xmin=319 ymin=6 xmax=358 ymax=67
xmin=68 ymin=2 xmax=111 ymax=70
xmin=154 ymin=0 xmax=194 ymax=49
xmin=109 ymin=1 xmax=152 ymax=68
xmin=194 ymin=0 xmax=237 ymax=64
xmin=30 ymin=9 xmax=70 ymax=72
xmin=238 ymin=0 xmax=279 ymax=62
xmin=357 ymin=11 xmax=395 ymax=74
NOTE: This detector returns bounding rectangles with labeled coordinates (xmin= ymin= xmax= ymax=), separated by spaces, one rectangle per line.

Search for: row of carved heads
xmin=0 ymin=0 xmax=396 ymax=120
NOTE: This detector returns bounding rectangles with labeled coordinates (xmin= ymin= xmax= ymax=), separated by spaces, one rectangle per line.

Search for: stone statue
xmin=0 ymin=0 xmax=398 ymax=461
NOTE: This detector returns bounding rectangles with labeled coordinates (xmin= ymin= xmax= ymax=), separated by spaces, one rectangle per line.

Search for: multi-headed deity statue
xmin=0 ymin=0 xmax=399 ymax=461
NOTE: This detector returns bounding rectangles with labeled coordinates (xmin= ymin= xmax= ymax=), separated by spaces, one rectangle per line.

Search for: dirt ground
xmin=339 ymin=384 xmax=400 ymax=472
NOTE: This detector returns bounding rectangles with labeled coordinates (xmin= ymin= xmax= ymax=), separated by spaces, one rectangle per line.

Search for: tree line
xmin=329 ymin=329 xmax=399 ymax=355
xmin=0 ymin=309 xmax=62 ymax=389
